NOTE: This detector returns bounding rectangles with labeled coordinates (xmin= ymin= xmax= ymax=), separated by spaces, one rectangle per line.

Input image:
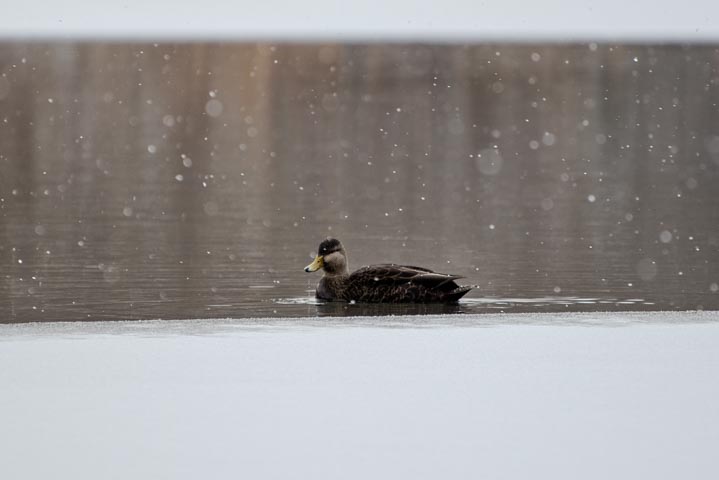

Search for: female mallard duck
xmin=304 ymin=238 xmax=474 ymax=303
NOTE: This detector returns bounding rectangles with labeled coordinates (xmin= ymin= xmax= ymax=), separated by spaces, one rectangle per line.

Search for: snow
xmin=1 ymin=1 xmax=719 ymax=41
xmin=205 ymin=99 xmax=224 ymax=118
xmin=2 ymin=311 xmax=719 ymax=479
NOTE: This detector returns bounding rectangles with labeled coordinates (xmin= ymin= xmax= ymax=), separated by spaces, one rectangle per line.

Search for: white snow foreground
xmin=1 ymin=311 xmax=719 ymax=480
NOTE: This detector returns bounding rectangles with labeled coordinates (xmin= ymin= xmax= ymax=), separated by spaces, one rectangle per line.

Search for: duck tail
xmin=443 ymin=285 xmax=474 ymax=303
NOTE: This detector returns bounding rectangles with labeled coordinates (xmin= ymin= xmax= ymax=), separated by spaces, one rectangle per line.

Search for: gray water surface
xmin=1 ymin=43 xmax=719 ymax=322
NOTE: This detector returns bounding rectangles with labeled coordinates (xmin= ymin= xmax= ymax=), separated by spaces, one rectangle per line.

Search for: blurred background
xmin=1 ymin=2 xmax=719 ymax=321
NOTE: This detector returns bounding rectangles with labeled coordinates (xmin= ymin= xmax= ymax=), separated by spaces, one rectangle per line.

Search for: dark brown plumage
xmin=304 ymin=238 xmax=474 ymax=303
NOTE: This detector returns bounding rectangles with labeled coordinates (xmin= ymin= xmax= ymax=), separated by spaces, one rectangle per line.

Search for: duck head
xmin=304 ymin=238 xmax=349 ymax=276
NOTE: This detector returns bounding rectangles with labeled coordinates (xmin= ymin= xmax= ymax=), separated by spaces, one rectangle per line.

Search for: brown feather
xmin=308 ymin=239 xmax=475 ymax=303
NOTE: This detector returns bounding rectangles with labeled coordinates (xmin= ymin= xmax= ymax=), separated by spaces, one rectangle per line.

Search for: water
xmin=2 ymin=42 xmax=719 ymax=322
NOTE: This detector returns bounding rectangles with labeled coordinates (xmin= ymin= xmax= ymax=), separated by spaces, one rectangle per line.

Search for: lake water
xmin=1 ymin=42 xmax=719 ymax=322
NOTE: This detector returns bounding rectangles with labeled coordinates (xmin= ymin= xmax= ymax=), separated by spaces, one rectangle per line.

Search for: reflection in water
xmin=1 ymin=42 xmax=719 ymax=322
xmin=275 ymin=297 xmax=466 ymax=317
xmin=274 ymin=296 xmax=656 ymax=317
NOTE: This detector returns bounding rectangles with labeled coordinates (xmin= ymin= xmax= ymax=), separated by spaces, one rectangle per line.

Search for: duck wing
xmin=345 ymin=264 xmax=471 ymax=303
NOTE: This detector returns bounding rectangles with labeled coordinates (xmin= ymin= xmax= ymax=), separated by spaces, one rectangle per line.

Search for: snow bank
xmin=1 ymin=1 xmax=719 ymax=42
xmin=2 ymin=312 xmax=718 ymax=479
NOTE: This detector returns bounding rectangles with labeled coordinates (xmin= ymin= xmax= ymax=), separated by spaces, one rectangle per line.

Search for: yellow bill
xmin=304 ymin=255 xmax=324 ymax=272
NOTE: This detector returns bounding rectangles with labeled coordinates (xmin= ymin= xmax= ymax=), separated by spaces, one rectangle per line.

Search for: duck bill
xmin=304 ymin=255 xmax=324 ymax=272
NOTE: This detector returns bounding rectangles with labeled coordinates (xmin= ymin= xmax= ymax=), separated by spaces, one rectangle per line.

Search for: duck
xmin=304 ymin=238 xmax=474 ymax=303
